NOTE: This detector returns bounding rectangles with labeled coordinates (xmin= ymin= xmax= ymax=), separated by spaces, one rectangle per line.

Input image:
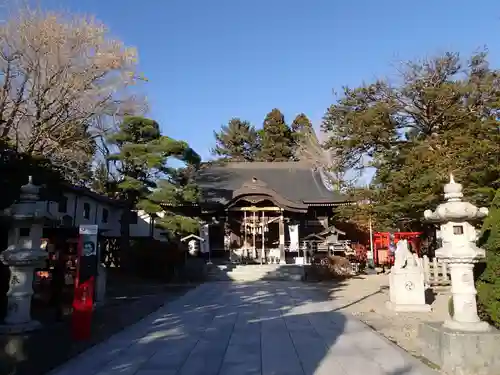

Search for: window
xmin=58 ymin=196 xmax=68 ymax=213
xmin=19 ymin=228 xmax=30 ymax=237
xmin=102 ymin=208 xmax=109 ymax=224
xmin=453 ymin=225 xmax=464 ymax=235
xmin=83 ymin=203 xmax=91 ymax=219
xmin=130 ymin=211 xmax=138 ymax=224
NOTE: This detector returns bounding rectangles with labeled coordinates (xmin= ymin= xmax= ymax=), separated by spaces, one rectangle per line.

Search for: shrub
xmin=326 ymin=255 xmax=353 ymax=277
xmin=476 ymin=189 xmax=500 ymax=329
xmin=351 ymin=243 xmax=368 ymax=272
xmin=305 ymin=255 xmax=353 ymax=281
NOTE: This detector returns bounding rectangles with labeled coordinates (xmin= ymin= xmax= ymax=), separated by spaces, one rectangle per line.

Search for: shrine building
xmin=192 ymin=161 xmax=354 ymax=263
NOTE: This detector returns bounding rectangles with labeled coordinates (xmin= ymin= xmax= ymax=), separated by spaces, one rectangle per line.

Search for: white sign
xmin=79 ymin=225 xmax=98 ymax=235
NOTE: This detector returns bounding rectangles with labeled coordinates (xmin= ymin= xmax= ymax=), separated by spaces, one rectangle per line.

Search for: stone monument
xmin=419 ymin=174 xmax=500 ymax=375
xmin=386 ymin=239 xmax=431 ymax=312
xmin=0 ymin=177 xmax=51 ymax=333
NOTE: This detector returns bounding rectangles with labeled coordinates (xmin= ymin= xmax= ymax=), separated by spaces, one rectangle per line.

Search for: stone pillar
xmin=4 ymin=265 xmax=37 ymax=326
xmin=441 ymin=262 xmax=448 ymax=283
xmin=445 ymin=262 xmax=487 ymax=331
xmin=422 ymin=255 xmax=430 ymax=285
xmin=279 ymin=213 xmax=285 ymax=264
xmin=432 ymin=257 xmax=439 ymax=282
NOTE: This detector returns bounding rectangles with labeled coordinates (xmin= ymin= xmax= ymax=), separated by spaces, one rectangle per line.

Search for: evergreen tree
xmin=212 ymin=118 xmax=259 ymax=161
xmin=291 ymin=113 xmax=313 ymax=134
xmin=323 ymin=52 xmax=500 ymax=230
xmin=258 ymin=108 xmax=294 ymax=161
xmin=291 ymin=113 xmax=314 ymax=160
xmin=477 ymin=189 xmax=500 ymax=328
xmin=108 ymin=116 xmax=201 ymax=243
xmin=91 ymin=162 xmax=112 ymax=196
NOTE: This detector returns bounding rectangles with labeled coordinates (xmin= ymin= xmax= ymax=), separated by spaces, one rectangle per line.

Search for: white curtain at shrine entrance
xmin=288 ymin=224 xmax=299 ymax=252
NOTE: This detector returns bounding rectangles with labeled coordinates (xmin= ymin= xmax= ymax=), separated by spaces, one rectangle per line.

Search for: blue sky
xmin=35 ymin=0 xmax=500 ymax=177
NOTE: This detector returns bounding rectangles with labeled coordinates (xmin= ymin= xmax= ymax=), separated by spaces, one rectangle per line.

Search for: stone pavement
xmin=49 ymin=282 xmax=438 ymax=375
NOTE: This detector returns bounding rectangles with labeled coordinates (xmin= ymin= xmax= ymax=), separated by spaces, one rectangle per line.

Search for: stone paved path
xmin=49 ymin=282 xmax=438 ymax=375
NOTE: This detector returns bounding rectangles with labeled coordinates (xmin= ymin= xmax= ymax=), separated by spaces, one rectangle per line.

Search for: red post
xmin=71 ymin=278 xmax=95 ymax=340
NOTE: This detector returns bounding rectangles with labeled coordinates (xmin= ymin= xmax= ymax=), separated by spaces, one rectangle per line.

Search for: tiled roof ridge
xmin=211 ymin=160 xmax=314 ymax=169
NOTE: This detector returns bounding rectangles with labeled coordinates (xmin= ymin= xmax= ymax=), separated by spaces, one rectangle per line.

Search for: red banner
xmin=71 ymin=225 xmax=98 ymax=341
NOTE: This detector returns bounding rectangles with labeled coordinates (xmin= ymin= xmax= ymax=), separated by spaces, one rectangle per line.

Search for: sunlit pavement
xmin=49 ymin=282 xmax=438 ymax=375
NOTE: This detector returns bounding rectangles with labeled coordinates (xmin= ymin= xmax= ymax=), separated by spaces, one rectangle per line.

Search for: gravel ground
xmin=325 ymin=274 xmax=450 ymax=358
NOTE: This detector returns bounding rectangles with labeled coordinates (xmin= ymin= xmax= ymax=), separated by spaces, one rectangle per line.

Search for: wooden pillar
xmin=252 ymin=211 xmax=257 ymax=259
xmin=279 ymin=211 xmax=285 ymax=264
xmin=261 ymin=211 xmax=265 ymax=265
xmin=243 ymin=210 xmax=247 ymax=257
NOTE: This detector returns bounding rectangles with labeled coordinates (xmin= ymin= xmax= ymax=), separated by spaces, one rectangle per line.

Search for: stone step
xmin=206 ymin=264 xmax=305 ymax=281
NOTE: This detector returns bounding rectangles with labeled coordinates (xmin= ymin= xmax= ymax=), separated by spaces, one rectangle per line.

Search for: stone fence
xmin=419 ymin=255 xmax=451 ymax=286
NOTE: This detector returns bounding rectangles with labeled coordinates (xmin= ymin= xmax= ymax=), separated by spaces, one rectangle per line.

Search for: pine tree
xmin=258 ymin=109 xmax=294 ymax=162
xmin=91 ymin=162 xmax=112 ymax=196
xmin=323 ymin=52 xmax=500 ymax=230
xmin=291 ymin=113 xmax=314 ymax=160
xmin=212 ymin=118 xmax=259 ymax=161
xmin=108 ymin=116 xmax=201 ymax=241
xmin=477 ymin=189 xmax=500 ymax=328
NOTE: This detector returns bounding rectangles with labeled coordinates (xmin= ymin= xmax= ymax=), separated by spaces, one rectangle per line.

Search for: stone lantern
xmin=424 ymin=174 xmax=490 ymax=332
xmin=0 ymin=177 xmax=52 ymax=333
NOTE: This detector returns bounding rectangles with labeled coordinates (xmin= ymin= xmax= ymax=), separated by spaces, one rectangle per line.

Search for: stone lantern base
xmin=443 ymin=318 xmax=491 ymax=333
xmin=0 ymin=320 xmax=42 ymax=334
xmin=419 ymin=322 xmax=500 ymax=375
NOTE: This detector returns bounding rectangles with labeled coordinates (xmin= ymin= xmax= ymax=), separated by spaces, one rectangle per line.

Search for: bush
xmin=476 ymin=189 xmax=500 ymax=329
xmin=351 ymin=243 xmax=368 ymax=272
xmin=325 ymin=255 xmax=353 ymax=277
xmin=306 ymin=255 xmax=353 ymax=281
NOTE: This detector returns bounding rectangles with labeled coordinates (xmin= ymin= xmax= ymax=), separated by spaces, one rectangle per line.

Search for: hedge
xmin=476 ymin=189 xmax=500 ymax=329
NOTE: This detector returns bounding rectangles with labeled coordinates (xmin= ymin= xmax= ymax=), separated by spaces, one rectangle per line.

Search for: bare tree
xmin=294 ymin=125 xmax=358 ymax=191
xmin=0 ymin=6 xmax=146 ymax=181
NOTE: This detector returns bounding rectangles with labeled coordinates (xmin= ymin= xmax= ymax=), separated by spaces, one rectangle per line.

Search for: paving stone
xmin=48 ymin=281 xmax=438 ymax=375
xmin=135 ymin=370 xmax=177 ymax=375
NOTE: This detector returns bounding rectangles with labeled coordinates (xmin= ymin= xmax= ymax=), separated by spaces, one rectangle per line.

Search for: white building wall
xmin=44 ymin=189 xmax=172 ymax=242
xmin=129 ymin=210 xmax=168 ymax=242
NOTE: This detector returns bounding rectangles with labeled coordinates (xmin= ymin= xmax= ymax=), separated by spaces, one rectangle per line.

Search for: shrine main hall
xmin=192 ymin=161 xmax=354 ymax=263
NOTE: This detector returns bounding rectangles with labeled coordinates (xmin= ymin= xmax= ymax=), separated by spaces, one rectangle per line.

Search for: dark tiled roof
xmin=195 ymin=161 xmax=346 ymax=206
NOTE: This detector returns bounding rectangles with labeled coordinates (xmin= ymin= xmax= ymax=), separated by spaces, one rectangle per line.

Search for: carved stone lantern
xmin=424 ymin=174 xmax=490 ymax=332
xmin=0 ymin=177 xmax=53 ymax=333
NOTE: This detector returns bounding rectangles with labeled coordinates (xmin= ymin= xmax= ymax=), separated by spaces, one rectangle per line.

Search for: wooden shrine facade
xmin=192 ymin=161 xmax=352 ymax=263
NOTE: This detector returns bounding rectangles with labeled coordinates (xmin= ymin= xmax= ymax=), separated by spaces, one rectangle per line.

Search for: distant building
xmin=45 ymin=184 xmax=168 ymax=242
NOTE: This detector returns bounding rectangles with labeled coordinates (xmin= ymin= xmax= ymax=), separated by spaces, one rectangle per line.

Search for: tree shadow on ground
xmin=46 ymin=277 xmax=437 ymax=375
xmin=0 ymin=284 xmax=195 ymax=375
